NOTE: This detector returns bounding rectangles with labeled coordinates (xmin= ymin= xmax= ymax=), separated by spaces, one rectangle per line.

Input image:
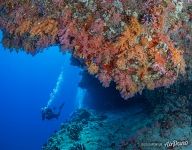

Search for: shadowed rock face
xmin=78 ymin=70 xmax=151 ymax=111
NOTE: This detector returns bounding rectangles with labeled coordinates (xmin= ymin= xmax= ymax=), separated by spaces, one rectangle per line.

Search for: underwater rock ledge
xmin=42 ymin=100 xmax=191 ymax=150
xmin=42 ymin=108 xmax=150 ymax=150
xmin=0 ymin=0 xmax=191 ymax=99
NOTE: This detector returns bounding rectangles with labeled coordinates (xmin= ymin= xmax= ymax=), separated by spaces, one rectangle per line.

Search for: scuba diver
xmin=41 ymin=103 xmax=64 ymax=120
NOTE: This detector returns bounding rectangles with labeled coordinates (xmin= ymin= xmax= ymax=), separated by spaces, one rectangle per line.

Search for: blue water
xmin=0 ymin=31 xmax=82 ymax=150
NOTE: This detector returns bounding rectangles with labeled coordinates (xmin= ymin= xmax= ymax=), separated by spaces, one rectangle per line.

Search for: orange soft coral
xmin=30 ymin=19 xmax=58 ymax=38
xmin=111 ymin=17 xmax=185 ymax=98
xmin=15 ymin=20 xmax=32 ymax=36
xmin=0 ymin=0 xmax=187 ymax=99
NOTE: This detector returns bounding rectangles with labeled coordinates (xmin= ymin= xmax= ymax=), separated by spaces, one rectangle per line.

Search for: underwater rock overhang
xmin=0 ymin=0 xmax=191 ymax=99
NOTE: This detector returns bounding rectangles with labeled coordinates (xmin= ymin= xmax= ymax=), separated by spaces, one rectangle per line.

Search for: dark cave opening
xmin=78 ymin=70 xmax=153 ymax=113
xmin=70 ymin=56 xmax=153 ymax=112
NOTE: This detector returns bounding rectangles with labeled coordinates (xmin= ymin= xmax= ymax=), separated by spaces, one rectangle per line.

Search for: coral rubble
xmin=0 ymin=0 xmax=191 ymax=99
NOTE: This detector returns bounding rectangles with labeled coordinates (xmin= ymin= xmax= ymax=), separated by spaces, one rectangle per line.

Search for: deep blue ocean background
xmin=0 ymin=30 xmax=82 ymax=150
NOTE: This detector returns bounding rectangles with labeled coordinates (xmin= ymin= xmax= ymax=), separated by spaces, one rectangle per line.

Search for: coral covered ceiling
xmin=0 ymin=0 xmax=191 ymax=99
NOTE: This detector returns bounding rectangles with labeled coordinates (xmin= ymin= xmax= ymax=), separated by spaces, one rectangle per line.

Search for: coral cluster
xmin=43 ymin=103 xmax=192 ymax=150
xmin=0 ymin=0 xmax=190 ymax=99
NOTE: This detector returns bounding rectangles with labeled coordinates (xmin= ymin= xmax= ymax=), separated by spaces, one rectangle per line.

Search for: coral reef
xmin=42 ymin=107 xmax=150 ymax=150
xmin=64 ymin=109 xmax=91 ymax=141
xmin=0 ymin=0 xmax=190 ymax=99
xmin=42 ymin=100 xmax=191 ymax=150
xmin=69 ymin=143 xmax=86 ymax=150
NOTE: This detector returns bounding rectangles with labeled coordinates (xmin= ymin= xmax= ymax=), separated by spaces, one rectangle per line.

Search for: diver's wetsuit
xmin=42 ymin=104 xmax=64 ymax=120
